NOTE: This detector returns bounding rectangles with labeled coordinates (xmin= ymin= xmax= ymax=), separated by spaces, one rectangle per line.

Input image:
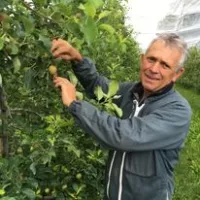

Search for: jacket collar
xmin=133 ymin=82 xmax=174 ymax=103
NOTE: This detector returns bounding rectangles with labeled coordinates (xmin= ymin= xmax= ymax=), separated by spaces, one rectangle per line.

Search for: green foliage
xmin=94 ymin=81 xmax=122 ymax=117
xmin=0 ymin=0 xmax=140 ymax=199
xmin=174 ymin=112 xmax=200 ymax=200
xmin=174 ymin=85 xmax=200 ymax=200
xmin=178 ymin=46 xmax=200 ymax=92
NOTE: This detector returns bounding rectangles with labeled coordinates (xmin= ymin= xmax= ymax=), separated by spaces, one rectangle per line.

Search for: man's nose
xmin=150 ymin=61 xmax=160 ymax=72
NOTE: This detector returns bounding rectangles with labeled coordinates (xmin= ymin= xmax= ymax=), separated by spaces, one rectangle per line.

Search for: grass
xmin=173 ymin=85 xmax=200 ymax=200
xmin=176 ymin=85 xmax=200 ymax=110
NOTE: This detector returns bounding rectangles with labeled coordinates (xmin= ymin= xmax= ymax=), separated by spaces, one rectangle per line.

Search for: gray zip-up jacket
xmin=68 ymin=58 xmax=192 ymax=200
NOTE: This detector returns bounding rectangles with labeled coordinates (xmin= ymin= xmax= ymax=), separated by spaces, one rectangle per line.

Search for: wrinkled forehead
xmin=146 ymin=40 xmax=182 ymax=67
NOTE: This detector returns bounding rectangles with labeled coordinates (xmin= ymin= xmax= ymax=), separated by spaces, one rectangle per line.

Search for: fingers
xmin=51 ymin=39 xmax=72 ymax=59
xmin=51 ymin=38 xmax=83 ymax=62
xmin=52 ymin=46 xmax=69 ymax=58
xmin=53 ymin=77 xmax=77 ymax=106
xmin=54 ymin=77 xmax=70 ymax=83
xmin=51 ymin=38 xmax=69 ymax=52
xmin=59 ymin=54 xmax=73 ymax=60
xmin=53 ymin=77 xmax=73 ymax=88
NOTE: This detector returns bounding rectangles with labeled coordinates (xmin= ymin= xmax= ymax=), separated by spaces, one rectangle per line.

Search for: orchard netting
xmin=157 ymin=0 xmax=200 ymax=47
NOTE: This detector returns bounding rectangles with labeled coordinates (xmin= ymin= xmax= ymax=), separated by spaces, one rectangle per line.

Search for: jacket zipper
xmin=118 ymin=100 xmax=144 ymax=200
xmin=166 ymin=191 xmax=169 ymax=200
xmin=107 ymin=151 xmax=116 ymax=199
xmin=107 ymin=100 xmax=145 ymax=200
xmin=118 ymin=152 xmax=126 ymax=200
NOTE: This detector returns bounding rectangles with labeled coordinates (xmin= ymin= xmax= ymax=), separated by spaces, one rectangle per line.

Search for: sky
xmin=126 ymin=0 xmax=175 ymax=50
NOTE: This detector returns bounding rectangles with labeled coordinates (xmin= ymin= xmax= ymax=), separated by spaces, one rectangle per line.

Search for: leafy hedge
xmin=178 ymin=46 xmax=200 ymax=92
xmin=173 ymin=86 xmax=200 ymax=200
xmin=0 ymin=0 xmax=140 ymax=199
xmin=174 ymin=112 xmax=200 ymax=200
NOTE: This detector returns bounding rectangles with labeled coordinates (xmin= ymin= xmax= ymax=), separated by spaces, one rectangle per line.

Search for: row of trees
xmin=178 ymin=46 xmax=200 ymax=92
xmin=1 ymin=0 xmax=199 ymax=199
xmin=0 ymin=0 xmax=140 ymax=199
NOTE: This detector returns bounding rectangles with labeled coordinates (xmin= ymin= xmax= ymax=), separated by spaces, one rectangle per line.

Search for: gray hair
xmin=146 ymin=33 xmax=188 ymax=69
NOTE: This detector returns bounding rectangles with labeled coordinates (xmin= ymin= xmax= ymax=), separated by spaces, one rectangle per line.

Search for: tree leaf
xmin=30 ymin=162 xmax=36 ymax=175
xmin=76 ymin=91 xmax=84 ymax=100
xmin=99 ymin=24 xmax=115 ymax=34
xmin=98 ymin=10 xmax=111 ymax=20
xmin=39 ymin=35 xmax=51 ymax=49
xmin=68 ymin=145 xmax=80 ymax=158
xmin=22 ymin=188 xmax=36 ymax=199
xmin=13 ymin=57 xmax=21 ymax=73
xmin=68 ymin=71 xmax=78 ymax=86
xmin=112 ymin=103 xmax=123 ymax=118
xmin=21 ymin=16 xmax=35 ymax=34
xmin=113 ymin=95 xmax=121 ymax=99
xmin=94 ymin=86 xmax=104 ymax=101
xmin=104 ymin=102 xmax=113 ymax=110
xmin=36 ymin=0 xmax=47 ymax=6
xmin=88 ymin=0 xmax=103 ymax=9
xmin=7 ymin=43 xmax=19 ymax=55
xmin=78 ymin=3 xmax=85 ymax=10
xmin=0 ymin=37 xmax=4 ymax=50
xmin=0 ymin=189 xmax=5 ymax=195
xmin=107 ymin=80 xmax=119 ymax=98
xmin=0 ymin=74 xmax=2 ymax=87
xmin=24 ymin=68 xmax=34 ymax=89
xmin=0 ymin=197 xmax=16 ymax=200
xmin=84 ymin=2 xmax=96 ymax=18
xmin=81 ymin=17 xmax=98 ymax=45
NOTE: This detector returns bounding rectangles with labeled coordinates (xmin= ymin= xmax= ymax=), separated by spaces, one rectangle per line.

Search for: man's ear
xmin=172 ymin=67 xmax=185 ymax=82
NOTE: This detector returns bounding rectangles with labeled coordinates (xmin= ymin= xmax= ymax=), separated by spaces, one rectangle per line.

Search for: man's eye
xmin=147 ymin=57 xmax=156 ymax=63
xmin=163 ymin=64 xmax=168 ymax=69
xmin=161 ymin=63 xmax=170 ymax=69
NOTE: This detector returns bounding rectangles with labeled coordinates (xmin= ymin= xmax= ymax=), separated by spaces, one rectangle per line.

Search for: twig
xmin=10 ymin=108 xmax=43 ymax=119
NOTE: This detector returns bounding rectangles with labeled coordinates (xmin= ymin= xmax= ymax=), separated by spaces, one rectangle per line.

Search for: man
xmin=51 ymin=33 xmax=192 ymax=200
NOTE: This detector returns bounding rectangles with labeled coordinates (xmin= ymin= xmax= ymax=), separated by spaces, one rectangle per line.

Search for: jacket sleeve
xmin=71 ymin=58 xmax=110 ymax=99
xmin=68 ymin=100 xmax=192 ymax=151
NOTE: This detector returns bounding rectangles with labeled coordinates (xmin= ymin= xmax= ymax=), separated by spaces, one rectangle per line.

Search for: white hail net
xmin=157 ymin=0 xmax=200 ymax=47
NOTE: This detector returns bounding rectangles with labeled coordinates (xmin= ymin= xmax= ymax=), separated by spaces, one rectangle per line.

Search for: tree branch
xmin=10 ymin=108 xmax=43 ymax=119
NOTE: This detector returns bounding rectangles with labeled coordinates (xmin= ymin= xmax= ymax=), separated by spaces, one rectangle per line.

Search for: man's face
xmin=140 ymin=40 xmax=184 ymax=95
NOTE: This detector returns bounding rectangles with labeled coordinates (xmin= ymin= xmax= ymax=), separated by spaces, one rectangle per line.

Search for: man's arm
xmin=68 ymin=100 xmax=192 ymax=151
xmin=71 ymin=58 xmax=110 ymax=99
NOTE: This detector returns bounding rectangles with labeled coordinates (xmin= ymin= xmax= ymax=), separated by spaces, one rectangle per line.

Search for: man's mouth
xmin=145 ymin=74 xmax=160 ymax=81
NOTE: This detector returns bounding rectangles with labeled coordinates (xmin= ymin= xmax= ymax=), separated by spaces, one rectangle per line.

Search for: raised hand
xmin=51 ymin=38 xmax=83 ymax=62
xmin=53 ymin=77 xmax=77 ymax=106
